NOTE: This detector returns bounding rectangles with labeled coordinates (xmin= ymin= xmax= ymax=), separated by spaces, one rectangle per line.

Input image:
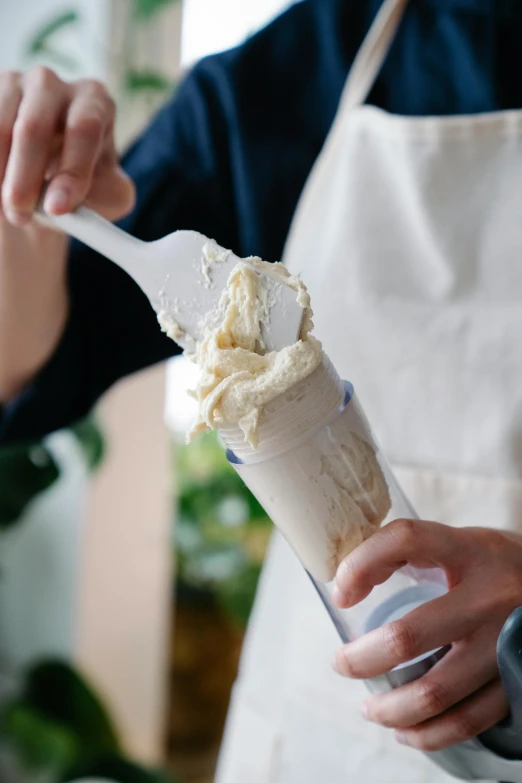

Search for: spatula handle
xmin=36 ymin=200 xmax=148 ymax=273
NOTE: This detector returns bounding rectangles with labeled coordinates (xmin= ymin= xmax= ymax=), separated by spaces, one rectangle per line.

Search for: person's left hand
xmin=331 ymin=519 xmax=522 ymax=751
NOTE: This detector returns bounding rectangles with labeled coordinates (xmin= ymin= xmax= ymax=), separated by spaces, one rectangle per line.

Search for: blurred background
xmin=0 ymin=2 xmax=293 ymax=782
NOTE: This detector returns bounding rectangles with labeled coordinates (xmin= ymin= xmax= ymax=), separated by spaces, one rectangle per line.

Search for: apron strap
xmin=342 ymin=0 xmax=409 ymax=111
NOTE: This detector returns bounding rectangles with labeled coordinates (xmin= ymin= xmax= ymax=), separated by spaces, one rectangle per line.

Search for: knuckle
xmin=414 ymin=733 xmax=443 ymax=753
xmin=340 ymin=659 xmax=358 ymax=678
xmin=68 ymin=113 xmax=103 ymax=140
xmin=473 ymin=556 xmax=522 ymax=616
xmin=474 ymin=528 xmax=509 ymax=565
xmin=79 ymin=78 xmax=111 ymax=105
xmin=15 ymin=114 xmax=51 ymax=143
xmin=83 ymin=78 xmax=106 ymax=94
xmin=0 ymin=123 xmax=12 ymax=144
xmin=449 ymin=710 xmax=480 ymax=743
xmin=417 ymin=680 xmax=449 ymax=717
xmin=336 ymin=555 xmax=357 ymax=590
xmin=369 ymin=703 xmax=394 ymax=728
xmin=103 ymin=92 xmax=116 ymax=120
xmin=55 ymin=167 xmax=87 ymax=185
xmin=387 ymin=518 xmax=418 ymax=548
xmin=382 ymin=621 xmax=418 ymax=662
xmin=28 ymin=65 xmax=57 ymax=88
xmin=4 ymin=183 xmax=31 ymax=209
xmin=0 ymin=70 xmax=20 ymax=87
xmin=334 ymin=651 xmax=357 ymax=678
xmin=490 ymin=577 xmax=520 ymax=613
xmin=481 ymin=527 xmax=507 ymax=549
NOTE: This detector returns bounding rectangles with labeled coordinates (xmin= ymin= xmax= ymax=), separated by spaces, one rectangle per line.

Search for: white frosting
xmin=157 ymin=310 xmax=185 ymax=342
xmin=201 ymin=239 xmax=231 ymax=288
xmin=159 ymin=239 xmax=390 ymax=577
xmin=186 ymin=252 xmax=322 ymax=446
xmin=235 ymin=394 xmax=392 ymax=582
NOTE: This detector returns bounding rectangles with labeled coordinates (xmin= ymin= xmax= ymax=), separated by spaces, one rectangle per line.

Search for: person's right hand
xmin=0 ymin=67 xmax=135 ymax=224
xmin=331 ymin=519 xmax=522 ymax=751
xmin=0 ymin=67 xmax=136 ymax=404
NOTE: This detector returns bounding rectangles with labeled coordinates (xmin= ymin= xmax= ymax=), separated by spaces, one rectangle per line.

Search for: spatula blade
xmin=152 ymin=231 xmax=304 ymax=352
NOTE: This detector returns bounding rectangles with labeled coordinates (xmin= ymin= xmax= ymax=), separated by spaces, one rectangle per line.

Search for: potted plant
xmin=167 ymin=430 xmax=272 ymax=767
xmin=0 ymin=659 xmax=177 ymax=783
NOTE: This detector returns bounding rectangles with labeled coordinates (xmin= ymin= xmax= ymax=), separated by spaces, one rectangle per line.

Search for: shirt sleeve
xmin=0 ymin=58 xmax=240 ymax=444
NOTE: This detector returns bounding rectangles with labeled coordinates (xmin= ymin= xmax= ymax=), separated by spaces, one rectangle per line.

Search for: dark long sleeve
xmin=3 ymin=0 xmax=522 ymax=442
xmin=0 ymin=52 xmax=244 ymax=442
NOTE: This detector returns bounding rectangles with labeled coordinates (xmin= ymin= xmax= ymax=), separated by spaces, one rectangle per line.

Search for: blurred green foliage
xmin=26 ymin=10 xmax=80 ymax=72
xmin=0 ymin=661 xmax=178 ymax=783
xmin=174 ymin=432 xmax=272 ymax=629
xmin=25 ymin=2 xmax=179 ymax=99
xmin=70 ymin=416 xmax=105 ymax=472
xmin=0 ymin=442 xmax=59 ymax=530
xmin=0 ymin=418 xmax=180 ymax=783
xmin=125 ymin=70 xmax=173 ymax=95
xmin=133 ymin=0 xmax=180 ymax=20
xmin=0 ymin=417 xmax=105 ymax=531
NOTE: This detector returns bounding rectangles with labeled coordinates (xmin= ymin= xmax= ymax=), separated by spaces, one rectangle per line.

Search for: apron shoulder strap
xmin=342 ymin=0 xmax=409 ymax=112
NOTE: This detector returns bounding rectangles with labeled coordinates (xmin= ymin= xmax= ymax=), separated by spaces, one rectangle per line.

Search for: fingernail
xmin=361 ymin=702 xmax=370 ymax=720
xmin=44 ymin=187 xmax=70 ymax=213
xmin=332 ymin=586 xmax=347 ymax=606
xmin=331 ymin=652 xmax=342 ymax=674
xmin=395 ymin=731 xmax=409 ymax=746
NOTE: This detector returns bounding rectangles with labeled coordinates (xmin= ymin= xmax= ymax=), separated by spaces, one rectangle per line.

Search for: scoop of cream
xmin=185 ymin=256 xmax=322 ymax=446
xmin=158 ymin=240 xmax=391 ymax=575
xmin=157 ymin=240 xmax=321 ymax=446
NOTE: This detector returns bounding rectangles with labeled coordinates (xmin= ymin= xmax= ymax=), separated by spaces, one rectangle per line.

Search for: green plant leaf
xmin=65 ymin=754 xmax=179 ymax=783
xmin=132 ymin=0 xmax=179 ymax=20
xmin=27 ymin=10 xmax=80 ymax=55
xmin=0 ymin=442 xmax=60 ymax=529
xmin=125 ymin=70 xmax=173 ymax=94
xmin=1 ymin=703 xmax=78 ymax=776
xmin=175 ymin=431 xmax=232 ymax=491
xmin=173 ymin=429 xmax=270 ymax=626
xmin=216 ymin=563 xmax=262 ymax=629
xmin=174 ymin=579 xmax=215 ymax=608
xmin=30 ymin=46 xmax=81 ymax=73
xmin=182 ymin=542 xmax=249 ymax=586
xmin=70 ymin=416 xmax=105 ymax=472
xmin=19 ymin=661 xmax=120 ymax=762
xmin=0 ymin=661 xmax=178 ymax=783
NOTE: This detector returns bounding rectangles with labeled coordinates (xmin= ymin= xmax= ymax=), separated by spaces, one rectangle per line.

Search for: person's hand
xmin=0 ymin=67 xmax=134 ymax=224
xmin=331 ymin=519 xmax=522 ymax=751
xmin=0 ymin=67 xmax=135 ymax=401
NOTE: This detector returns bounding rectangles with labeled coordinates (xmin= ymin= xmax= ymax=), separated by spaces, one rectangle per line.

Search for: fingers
xmin=84 ymin=147 xmax=135 ymax=220
xmin=44 ymin=80 xmax=115 ymax=214
xmin=333 ymin=519 xmax=465 ymax=608
xmin=2 ymin=68 xmax=68 ymax=225
xmin=0 ymin=68 xmax=121 ymax=225
xmin=0 ymin=71 xmax=22 ymax=214
xmin=330 ymin=522 xmax=520 ymax=749
xmin=394 ymin=679 xmax=508 ymax=752
xmin=332 ymin=579 xmax=497 ymax=678
xmin=360 ymin=634 xmax=499 ymax=728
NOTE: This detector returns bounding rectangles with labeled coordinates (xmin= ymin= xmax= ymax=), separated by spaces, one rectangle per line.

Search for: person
xmin=1 ymin=0 xmax=522 ymax=780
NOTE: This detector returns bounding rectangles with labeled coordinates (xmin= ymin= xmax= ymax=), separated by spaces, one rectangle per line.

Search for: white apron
xmin=216 ymin=1 xmax=522 ymax=781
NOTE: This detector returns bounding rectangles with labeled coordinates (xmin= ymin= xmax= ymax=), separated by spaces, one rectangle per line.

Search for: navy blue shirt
xmin=5 ymin=0 xmax=522 ymax=442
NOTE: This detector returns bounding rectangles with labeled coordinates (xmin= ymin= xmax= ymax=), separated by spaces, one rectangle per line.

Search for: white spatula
xmin=36 ymin=203 xmax=304 ymax=353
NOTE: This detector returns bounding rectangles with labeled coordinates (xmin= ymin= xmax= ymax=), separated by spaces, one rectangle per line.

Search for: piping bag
xmin=218 ymin=352 xmax=522 ymax=780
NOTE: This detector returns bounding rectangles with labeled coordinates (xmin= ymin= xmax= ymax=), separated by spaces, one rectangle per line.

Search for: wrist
xmin=0 ymin=220 xmax=69 ymax=402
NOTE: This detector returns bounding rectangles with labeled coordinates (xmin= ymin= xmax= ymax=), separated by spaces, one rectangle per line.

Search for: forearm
xmin=0 ymin=219 xmax=68 ymax=402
